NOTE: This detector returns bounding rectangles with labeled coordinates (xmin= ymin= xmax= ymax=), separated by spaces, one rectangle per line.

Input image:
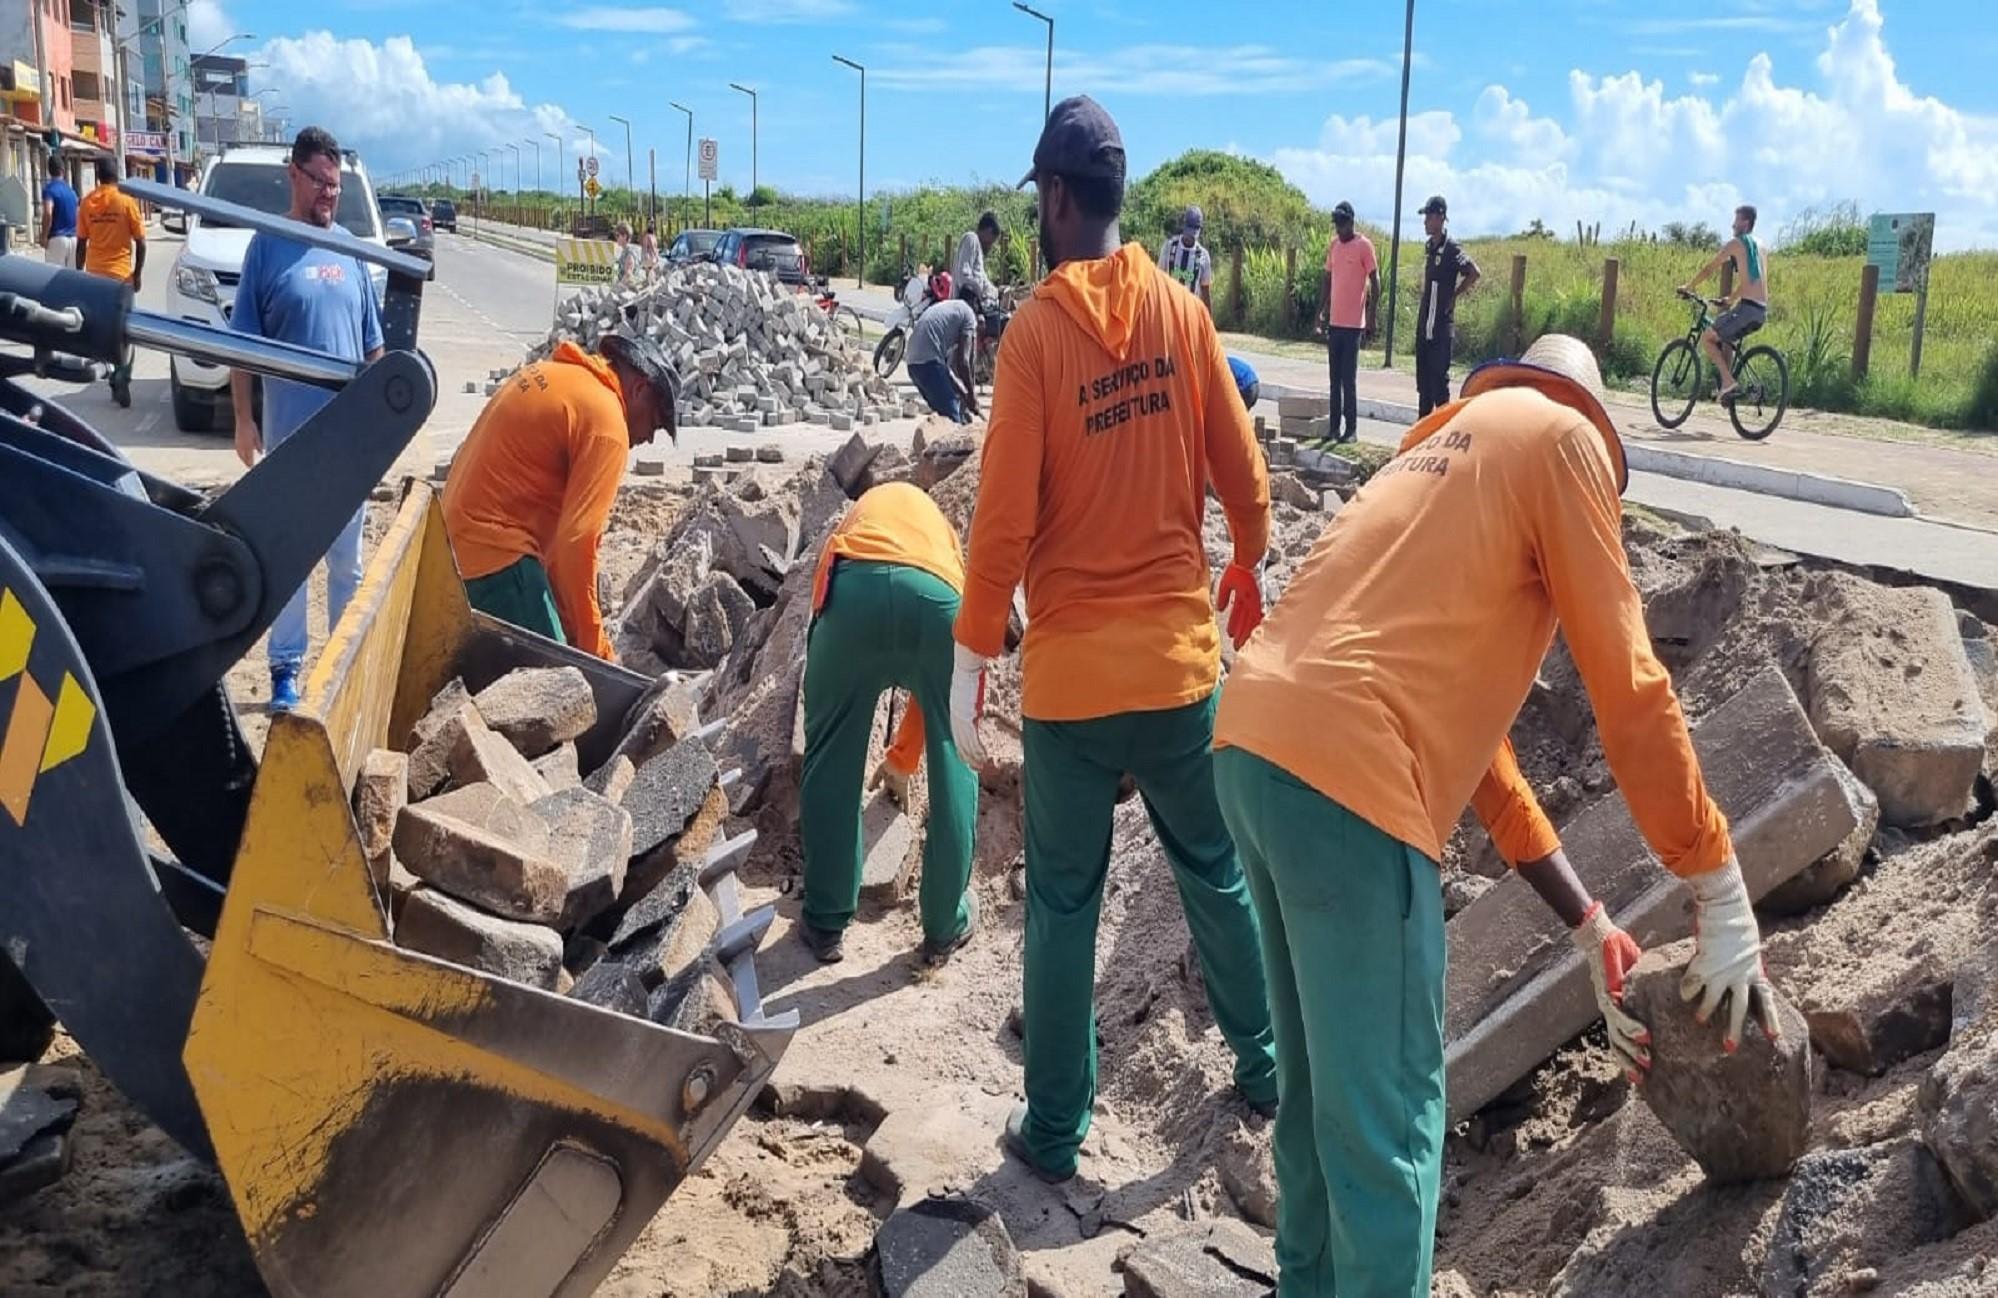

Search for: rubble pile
xmin=352 ymin=664 xmax=752 ymax=1036
xmin=537 ymin=261 xmax=916 ymax=431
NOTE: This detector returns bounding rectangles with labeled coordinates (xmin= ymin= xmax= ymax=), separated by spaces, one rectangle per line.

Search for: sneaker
xmin=1336 ymin=425 xmax=1359 ymax=444
xmin=1002 ymin=1101 xmax=1074 ymax=1184
xmin=921 ymin=891 xmax=980 ymax=967
xmin=1717 ymin=386 xmax=1739 ymax=406
xmin=269 ymin=665 xmax=301 ymax=714
xmin=798 ymin=921 xmax=845 ymax=964
xmin=1238 ymin=1084 xmax=1278 ymax=1121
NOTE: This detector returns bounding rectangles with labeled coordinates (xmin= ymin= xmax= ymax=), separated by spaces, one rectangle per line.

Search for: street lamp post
xmin=544 ymin=132 xmax=564 ymax=209
xmin=1013 ymin=2 xmax=1053 ymax=277
xmin=832 ymin=55 xmax=866 ymax=287
xmin=526 ymin=137 xmax=540 ymax=196
xmin=607 ymin=113 xmax=634 ymax=206
xmin=506 ymin=141 xmax=521 ymax=209
xmin=1381 ymin=0 xmax=1416 ymax=369
xmin=728 ymin=82 xmax=757 ymax=196
xmin=669 ymin=102 xmax=692 ymax=235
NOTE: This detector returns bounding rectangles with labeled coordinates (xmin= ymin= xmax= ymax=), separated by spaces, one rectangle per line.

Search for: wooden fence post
xmin=1599 ymin=257 xmax=1620 ymax=349
xmin=899 ymin=232 xmax=909 ymax=278
xmin=1509 ymin=253 xmax=1527 ymax=355
xmin=1230 ymin=244 xmax=1246 ymax=328
xmin=1853 ymin=262 xmax=1879 ymax=380
xmin=1283 ymin=246 xmax=1297 ymax=330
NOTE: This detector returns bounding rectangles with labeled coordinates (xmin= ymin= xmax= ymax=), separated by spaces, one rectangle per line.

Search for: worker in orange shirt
xmin=442 ymin=333 xmax=678 ymax=657
xmin=796 ymin=483 xmax=978 ymax=967
xmin=949 ymin=97 xmax=1278 ymax=1185
xmin=1212 ymin=334 xmax=1779 ymax=1298
xmin=74 ymin=153 xmax=145 ymax=408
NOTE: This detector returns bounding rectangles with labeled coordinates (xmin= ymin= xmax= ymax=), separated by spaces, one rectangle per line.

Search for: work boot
xmin=269 ymin=665 xmax=301 ymax=714
xmin=921 ymin=891 xmax=979 ymax=967
xmin=798 ymin=921 xmax=845 ymax=964
xmin=1002 ymin=1102 xmax=1074 ymax=1185
xmin=1237 ymin=1083 xmax=1278 ymax=1121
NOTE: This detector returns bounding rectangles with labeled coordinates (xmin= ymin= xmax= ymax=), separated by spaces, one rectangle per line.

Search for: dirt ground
xmin=5 ymin=446 xmax=1997 ymax=1297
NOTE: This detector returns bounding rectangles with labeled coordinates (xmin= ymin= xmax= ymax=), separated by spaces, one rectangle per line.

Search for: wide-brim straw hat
xmin=1460 ymin=334 xmax=1627 ymax=493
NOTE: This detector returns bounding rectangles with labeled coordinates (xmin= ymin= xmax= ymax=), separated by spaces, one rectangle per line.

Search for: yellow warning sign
xmin=585 ymin=176 xmax=602 ymax=200
xmin=0 ymin=588 xmax=96 ymax=827
xmin=555 ymin=237 xmax=617 ymax=287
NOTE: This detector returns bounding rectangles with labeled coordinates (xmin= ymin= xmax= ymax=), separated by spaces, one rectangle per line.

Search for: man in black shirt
xmin=1415 ymin=195 xmax=1480 ymax=416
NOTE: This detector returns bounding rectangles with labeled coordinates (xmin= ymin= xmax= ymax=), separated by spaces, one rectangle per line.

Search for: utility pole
xmin=506 ymin=141 xmax=520 ymax=201
xmin=544 ymin=131 xmax=563 ymax=202
xmin=669 ymin=101 xmax=692 ymax=234
xmin=1013 ymin=3 xmax=1054 ymax=277
xmin=833 ymin=55 xmax=865 ymax=286
xmin=526 ymin=137 xmax=540 ymax=195
xmin=728 ymin=82 xmax=757 ymax=196
xmin=1381 ymin=0 xmax=1417 ymax=369
xmin=608 ymin=113 xmax=634 ymax=206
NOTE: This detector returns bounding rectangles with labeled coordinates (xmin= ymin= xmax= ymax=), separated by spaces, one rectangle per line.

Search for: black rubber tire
xmin=873 ymin=327 xmax=906 ymax=378
xmin=170 ymin=369 xmax=217 ymax=434
xmin=1650 ymin=338 xmax=1702 ymax=429
xmin=1727 ymin=345 xmax=1791 ymax=441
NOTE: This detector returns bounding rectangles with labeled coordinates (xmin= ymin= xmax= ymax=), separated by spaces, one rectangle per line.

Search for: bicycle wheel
xmin=835 ymin=305 xmax=866 ymax=343
xmin=873 ymin=327 xmax=907 ymax=378
xmin=1650 ymin=338 xmax=1702 ymax=429
xmin=1727 ymin=346 xmax=1790 ymax=441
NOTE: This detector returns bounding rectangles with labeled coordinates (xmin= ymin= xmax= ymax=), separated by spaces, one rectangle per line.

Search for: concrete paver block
xmin=876 ymin=1197 xmax=1026 ymax=1298
xmin=404 ymin=678 xmax=473 ymax=800
xmin=860 ymin=789 xmax=920 ymax=905
xmin=448 ymin=707 xmax=553 ymax=807
xmin=393 ymin=794 xmax=567 ymax=923
xmin=531 ymin=742 xmax=581 ymax=792
xmin=624 ymin=736 xmax=721 ymax=864
xmin=473 ymin=665 xmax=598 ymax=758
xmin=354 ymin=748 xmax=409 ymax=889
xmin=396 ymin=888 xmax=564 ymax=990
xmin=532 ymin=785 xmax=634 ymax=931
xmin=1121 ymin=1220 xmax=1276 ymax=1298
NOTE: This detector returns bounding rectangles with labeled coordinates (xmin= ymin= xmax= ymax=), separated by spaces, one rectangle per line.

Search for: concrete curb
xmin=465 ymin=226 xmax=556 ymax=263
xmin=1261 ymin=380 xmax=1916 ymax=519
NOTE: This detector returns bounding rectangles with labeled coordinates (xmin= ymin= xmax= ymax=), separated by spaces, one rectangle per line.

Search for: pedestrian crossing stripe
xmin=556 ymin=238 xmax=617 ymax=287
xmin=0 ymin=589 xmax=97 ymax=827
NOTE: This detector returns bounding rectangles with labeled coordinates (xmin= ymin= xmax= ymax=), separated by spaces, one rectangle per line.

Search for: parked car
xmin=165 ymin=143 xmax=388 ymax=434
xmin=377 ymin=194 xmax=434 ymax=259
xmin=430 ymin=198 xmax=458 ymax=232
xmin=713 ymin=228 xmax=809 ymax=286
xmin=668 ymin=228 xmax=721 ymax=265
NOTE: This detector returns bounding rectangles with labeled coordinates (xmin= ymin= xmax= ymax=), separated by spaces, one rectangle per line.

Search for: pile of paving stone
xmin=533 ymin=260 xmax=920 ymax=431
xmin=350 ymin=664 xmax=751 ymax=1034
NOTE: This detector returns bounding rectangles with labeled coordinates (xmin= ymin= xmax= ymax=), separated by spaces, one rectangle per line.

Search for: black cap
xmin=1018 ymin=95 xmax=1126 ymax=189
xmin=1420 ymin=194 xmax=1448 ymax=216
xmin=601 ymin=332 xmax=681 ymax=438
xmin=1332 ymin=200 xmax=1355 ymax=222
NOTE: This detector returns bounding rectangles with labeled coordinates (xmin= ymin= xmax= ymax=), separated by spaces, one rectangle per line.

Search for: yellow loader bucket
xmin=182 ymin=483 xmax=793 ymax=1298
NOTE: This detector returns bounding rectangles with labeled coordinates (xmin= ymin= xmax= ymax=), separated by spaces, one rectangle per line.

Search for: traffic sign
xmin=556 ymin=238 xmax=617 ymax=287
xmin=470 ymin=172 xmax=481 ymax=191
xmin=585 ymin=155 xmax=600 ymax=179
xmin=585 ymin=176 xmax=602 ymax=199
xmin=576 ymin=157 xmax=586 ymax=180
xmin=698 ymin=137 xmax=718 ymax=182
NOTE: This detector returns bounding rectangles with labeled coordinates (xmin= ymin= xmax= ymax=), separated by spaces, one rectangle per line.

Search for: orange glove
xmin=1215 ymin=562 xmax=1267 ymax=647
xmin=1573 ymin=901 xmax=1650 ymax=1080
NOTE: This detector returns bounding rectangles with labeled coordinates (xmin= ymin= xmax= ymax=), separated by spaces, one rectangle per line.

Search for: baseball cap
xmin=1420 ymin=195 xmax=1448 ymax=216
xmin=1332 ymin=201 xmax=1355 ymax=223
xmin=1182 ymin=205 xmax=1203 ymax=232
xmin=601 ymin=332 xmax=681 ymax=438
xmin=1018 ymin=94 xmax=1126 ymax=189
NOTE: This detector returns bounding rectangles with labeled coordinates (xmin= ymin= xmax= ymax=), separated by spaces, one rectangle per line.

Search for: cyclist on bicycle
xmin=1679 ymin=203 xmax=1768 ymax=405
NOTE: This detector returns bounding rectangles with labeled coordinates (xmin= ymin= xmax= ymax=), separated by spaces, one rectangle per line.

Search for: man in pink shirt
xmin=1316 ymin=200 xmax=1380 ymax=443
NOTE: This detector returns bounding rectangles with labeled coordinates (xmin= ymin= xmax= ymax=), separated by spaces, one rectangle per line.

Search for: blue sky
xmin=190 ymin=0 xmax=1998 ymax=248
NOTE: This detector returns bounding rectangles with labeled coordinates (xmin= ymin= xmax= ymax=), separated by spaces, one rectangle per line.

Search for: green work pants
xmin=800 ymin=559 xmax=976 ymax=947
xmin=464 ymin=556 xmax=566 ymax=645
xmin=1018 ymin=691 xmax=1277 ymax=1178
xmin=1214 ymin=745 xmax=1446 ymax=1298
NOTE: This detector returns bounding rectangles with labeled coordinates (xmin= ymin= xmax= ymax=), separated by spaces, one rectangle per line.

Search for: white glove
xmin=1682 ymin=857 xmax=1781 ymax=1052
xmin=867 ymin=758 xmax=911 ymax=809
xmin=948 ymin=643 xmax=990 ymax=770
xmin=1571 ymin=902 xmax=1650 ymax=1079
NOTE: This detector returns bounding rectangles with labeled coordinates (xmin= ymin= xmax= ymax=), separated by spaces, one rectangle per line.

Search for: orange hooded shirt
xmin=812 ymin=483 xmax=967 ymax=776
xmin=954 ymin=242 xmax=1268 ymax=721
xmin=441 ymin=341 xmax=630 ymax=659
xmin=1214 ymin=385 xmax=1732 ymax=878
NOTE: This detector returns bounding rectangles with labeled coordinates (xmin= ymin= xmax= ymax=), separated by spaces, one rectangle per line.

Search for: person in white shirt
xmin=952 ymin=211 xmax=1001 ymax=311
xmin=1158 ymin=205 xmax=1213 ymax=309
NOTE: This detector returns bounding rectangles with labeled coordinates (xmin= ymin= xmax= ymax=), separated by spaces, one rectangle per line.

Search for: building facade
xmin=192 ymin=51 xmax=261 ymax=148
xmin=117 ymin=0 xmax=190 ymax=183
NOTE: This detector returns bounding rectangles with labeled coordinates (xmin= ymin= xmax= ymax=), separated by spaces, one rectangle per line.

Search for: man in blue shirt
xmin=1227 ymin=355 xmax=1259 ymax=411
xmin=229 ymin=126 xmax=385 ymax=712
xmin=40 ymin=157 xmax=79 ymax=268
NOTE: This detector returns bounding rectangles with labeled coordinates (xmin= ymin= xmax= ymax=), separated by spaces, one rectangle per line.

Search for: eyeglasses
xmin=292 ymin=163 xmax=342 ymax=194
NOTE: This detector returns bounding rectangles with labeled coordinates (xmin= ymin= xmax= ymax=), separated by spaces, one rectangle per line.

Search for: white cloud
xmin=557 ymin=7 xmax=696 ymax=34
xmin=1268 ymin=0 xmax=1998 ymax=250
xmin=722 ymin=0 xmax=852 ymax=21
xmin=884 ymin=17 xmax=946 ymax=34
xmin=186 ymin=0 xmax=237 ymax=50
xmin=252 ymin=33 xmax=597 ymax=176
xmin=872 ymin=44 xmax=1388 ymax=97
xmin=1689 ymin=70 xmax=1721 ymax=87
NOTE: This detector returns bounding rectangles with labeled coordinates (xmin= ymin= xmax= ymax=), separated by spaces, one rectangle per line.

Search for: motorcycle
xmin=872 ymin=273 xmax=935 ymax=378
xmin=972 ymin=286 xmax=1023 ymax=388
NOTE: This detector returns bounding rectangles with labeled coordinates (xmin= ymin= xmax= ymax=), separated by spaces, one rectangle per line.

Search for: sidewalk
xmin=460 ymin=223 xmax=1998 ymax=532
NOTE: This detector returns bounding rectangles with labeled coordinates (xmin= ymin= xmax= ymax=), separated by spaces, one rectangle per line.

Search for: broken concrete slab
xmin=1804 ymin=956 xmax=1956 ymax=1077
xmin=624 ymin=736 xmax=721 ymax=864
xmin=876 ymin=1196 xmax=1027 ymax=1298
xmin=473 ymin=666 xmax=597 ymax=758
xmin=0 ymin=1129 xmax=71 ymax=1208
xmin=405 ymin=678 xmax=475 ymax=800
xmin=447 ymin=706 xmax=554 ymax=807
xmin=1624 ymin=941 xmax=1810 ymax=1182
xmin=1806 ymin=575 xmax=1987 ymax=828
xmin=396 ymin=889 xmax=564 ymax=990
xmin=392 ymin=795 xmax=567 ymax=923
xmin=683 ymin=573 xmax=756 ymax=667
xmin=1121 ymin=1219 xmax=1277 ymax=1298
xmin=531 ymin=743 xmax=581 ymax=792
xmin=1268 ymin=473 xmax=1321 ymax=511
xmin=354 ymin=748 xmax=408 ymax=889
xmin=860 ymin=1095 xmax=1012 ymax=1205
xmin=1760 ymin=1138 xmax=1961 ymax=1296
xmin=566 ymin=958 xmax=650 ymax=1017
xmin=828 ymin=432 xmax=880 ymax=498
xmin=0 ymin=1065 xmax=79 ymax=1163
xmin=1215 ymin=1120 xmax=1277 ymax=1229
xmin=584 ymin=753 xmax=637 ymax=806
xmin=1445 ymin=668 xmax=1864 ymax=1124
xmin=1759 ymin=755 xmax=1878 ymax=916
xmin=531 ymin=786 xmax=633 ymax=931
xmin=624 ymin=783 xmax=730 ymax=905
xmin=1920 ymin=933 xmax=1998 ymax=1220
xmin=861 ymin=789 xmax=920 ymax=905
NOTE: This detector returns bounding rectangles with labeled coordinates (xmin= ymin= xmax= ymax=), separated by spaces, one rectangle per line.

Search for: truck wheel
xmin=171 ymin=370 xmax=217 ymax=434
